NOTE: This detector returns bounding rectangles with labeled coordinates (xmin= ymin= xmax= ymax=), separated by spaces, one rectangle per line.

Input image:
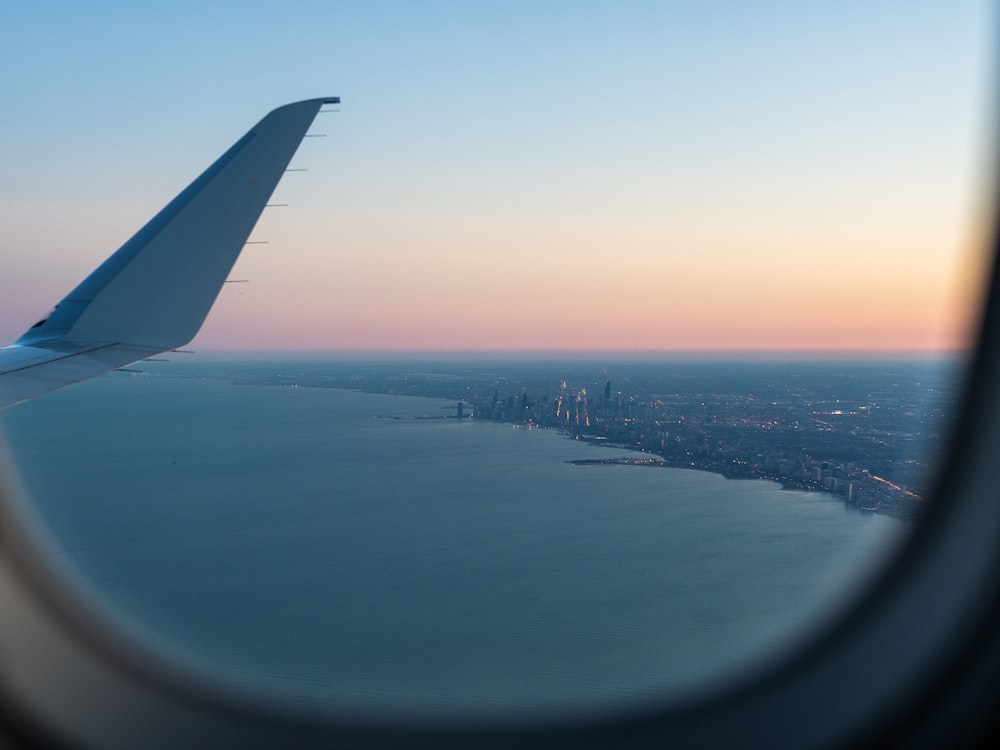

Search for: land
xmin=204 ymin=358 xmax=963 ymax=522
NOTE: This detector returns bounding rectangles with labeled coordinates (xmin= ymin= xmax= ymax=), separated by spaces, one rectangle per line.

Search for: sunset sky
xmin=0 ymin=2 xmax=993 ymax=353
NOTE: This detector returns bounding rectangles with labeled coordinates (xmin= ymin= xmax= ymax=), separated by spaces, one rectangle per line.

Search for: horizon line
xmin=182 ymin=347 xmax=971 ymax=362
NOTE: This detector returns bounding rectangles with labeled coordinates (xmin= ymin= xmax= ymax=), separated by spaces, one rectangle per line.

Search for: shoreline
xmin=153 ymin=374 xmax=915 ymax=521
xmin=534 ymin=428 xmax=898 ymax=518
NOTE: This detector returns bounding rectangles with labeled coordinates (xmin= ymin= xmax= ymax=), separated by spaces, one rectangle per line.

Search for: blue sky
xmin=0 ymin=2 xmax=993 ymax=351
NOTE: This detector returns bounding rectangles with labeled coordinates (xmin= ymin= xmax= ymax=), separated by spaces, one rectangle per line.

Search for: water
xmin=0 ymin=365 xmax=907 ymax=721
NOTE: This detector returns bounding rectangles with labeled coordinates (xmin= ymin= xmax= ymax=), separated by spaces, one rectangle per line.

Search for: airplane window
xmin=0 ymin=2 xmax=994 ymax=746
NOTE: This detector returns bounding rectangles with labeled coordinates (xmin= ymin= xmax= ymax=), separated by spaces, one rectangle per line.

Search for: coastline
xmin=519 ymin=427 xmax=902 ymax=519
xmin=149 ymin=366 xmax=924 ymax=522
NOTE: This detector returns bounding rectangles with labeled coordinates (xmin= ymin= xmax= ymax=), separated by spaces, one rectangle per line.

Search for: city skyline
xmin=0 ymin=2 xmax=992 ymax=353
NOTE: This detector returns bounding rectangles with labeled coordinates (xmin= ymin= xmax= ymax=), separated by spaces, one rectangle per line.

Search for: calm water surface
xmin=0 ymin=370 xmax=906 ymax=720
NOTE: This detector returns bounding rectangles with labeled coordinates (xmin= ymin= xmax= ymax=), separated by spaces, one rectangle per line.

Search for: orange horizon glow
xmin=188 ymin=220 xmax=987 ymax=354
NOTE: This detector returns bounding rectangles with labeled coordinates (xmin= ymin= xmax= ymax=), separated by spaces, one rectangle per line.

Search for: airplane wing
xmin=0 ymin=97 xmax=338 ymax=410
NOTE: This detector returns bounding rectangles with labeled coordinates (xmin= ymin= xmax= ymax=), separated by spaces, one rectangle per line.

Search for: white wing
xmin=0 ymin=97 xmax=338 ymax=410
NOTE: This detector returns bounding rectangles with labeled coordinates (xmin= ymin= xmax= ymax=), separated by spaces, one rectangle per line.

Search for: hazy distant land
xmin=152 ymin=356 xmax=961 ymax=521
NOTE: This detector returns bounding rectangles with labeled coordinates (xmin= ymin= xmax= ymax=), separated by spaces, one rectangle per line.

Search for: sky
xmin=0 ymin=1 xmax=994 ymax=353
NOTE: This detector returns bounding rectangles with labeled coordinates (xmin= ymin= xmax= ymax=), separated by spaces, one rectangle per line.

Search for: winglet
xmin=16 ymin=97 xmax=336 ymax=350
